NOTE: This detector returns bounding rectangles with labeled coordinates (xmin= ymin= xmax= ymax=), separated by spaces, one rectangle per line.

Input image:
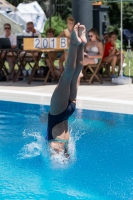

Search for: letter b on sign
xmin=60 ymin=38 xmax=67 ymax=48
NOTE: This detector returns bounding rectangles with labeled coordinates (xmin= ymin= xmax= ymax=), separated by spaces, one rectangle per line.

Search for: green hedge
xmin=42 ymin=15 xmax=67 ymax=37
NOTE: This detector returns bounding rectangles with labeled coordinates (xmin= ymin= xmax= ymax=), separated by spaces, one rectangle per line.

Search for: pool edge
xmin=0 ymin=90 xmax=133 ymax=115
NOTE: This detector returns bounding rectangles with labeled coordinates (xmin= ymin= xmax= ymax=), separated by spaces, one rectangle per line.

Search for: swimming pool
xmin=0 ymin=100 xmax=133 ymax=200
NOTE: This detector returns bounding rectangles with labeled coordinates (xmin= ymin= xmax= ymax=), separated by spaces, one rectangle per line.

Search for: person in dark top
xmin=46 ymin=23 xmax=87 ymax=155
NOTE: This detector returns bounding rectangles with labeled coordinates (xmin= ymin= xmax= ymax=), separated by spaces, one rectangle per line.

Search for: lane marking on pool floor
xmin=0 ymin=89 xmax=133 ymax=105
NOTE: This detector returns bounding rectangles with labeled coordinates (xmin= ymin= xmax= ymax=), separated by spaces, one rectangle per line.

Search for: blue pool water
xmin=0 ymin=100 xmax=133 ymax=200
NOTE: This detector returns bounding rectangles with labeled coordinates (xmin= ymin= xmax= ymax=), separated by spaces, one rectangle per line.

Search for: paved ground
xmin=0 ymin=80 xmax=133 ymax=114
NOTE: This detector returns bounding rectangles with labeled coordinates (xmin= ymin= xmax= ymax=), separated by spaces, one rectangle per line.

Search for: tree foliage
xmin=8 ymin=0 xmax=133 ymax=37
xmin=42 ymin=15 xmax=67 ymax=37
xmin=123 ymin=3 xmax=133 ymax=30
xmin=54 ymin=0 xmax=72 ymax=20
xmin=107 ymin=2 xmax=133 ymax=32
xmin=42 ymin=0 xmax=72 ymax=37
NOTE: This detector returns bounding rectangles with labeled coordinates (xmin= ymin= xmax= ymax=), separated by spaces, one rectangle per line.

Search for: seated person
xmin=0 ymin=23 xmax=17 ymax=80
xmin=58 ymin=16 xmax=75 ymax=75
xmin=83 ymin=28 xmax=104 ymax=66
xmin=26 ymin=21 xmax=41 ymax=37
xmin=20 ymin=22 xmax=40 ymax=58
xmin=45 ymin=28 xmax=58 ymax=79
xmin=100 ymin=32 xmax=110 ymax=74
xmin=58 ymin=17 xmax=83 ymax=85
xmin=19 ymin=22 xmax=41 ymax=77
xmin=102 ymin=32 xmax=124 ymax=77
xmin=103 ymin=32 xmax=110 ymax=44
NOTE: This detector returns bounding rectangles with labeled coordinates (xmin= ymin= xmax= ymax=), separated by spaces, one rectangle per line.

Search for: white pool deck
xmin=0 ymin=81 xmax=133 ymax=114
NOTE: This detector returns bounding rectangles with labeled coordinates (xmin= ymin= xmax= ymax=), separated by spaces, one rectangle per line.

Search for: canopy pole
xmin=49 ymin=0 xmax=52 ymax=27
xmin=120 ymin=0 xmax=123 ymax=77
xmin=112 ymin=0 xmax=132 ymax=84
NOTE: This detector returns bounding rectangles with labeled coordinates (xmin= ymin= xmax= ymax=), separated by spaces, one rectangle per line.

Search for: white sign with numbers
xmin=33 ymin=38 xmax=67 ymax=49
xmin=34 ymin=38 xmax=41 ymax=48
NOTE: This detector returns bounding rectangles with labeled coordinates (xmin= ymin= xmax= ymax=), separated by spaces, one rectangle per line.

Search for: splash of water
xmin=47 ymin=128 xmax=86 ymax=166
xmin=18 ymin=120 xmax=85 ymax=165
xmin=18 ymin=130 xmax=45 ymax=159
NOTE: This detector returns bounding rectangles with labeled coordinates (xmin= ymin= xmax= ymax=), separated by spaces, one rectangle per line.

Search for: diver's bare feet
xmin=71 ymin=23 xmax=82 ymax=45
xmin=78 ymin=25 xmax=87 ymax=44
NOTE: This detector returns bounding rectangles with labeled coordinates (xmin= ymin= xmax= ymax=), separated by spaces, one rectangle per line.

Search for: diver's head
xmin=49 ymin=142 xmax=69 ymax=159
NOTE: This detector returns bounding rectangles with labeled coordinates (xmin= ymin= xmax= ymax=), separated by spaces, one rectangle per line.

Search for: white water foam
xmin=47 ymin=127 xmax=86 ymax=166
xmin=18 ymin=130 xmax=45 ymax=159
xmin=18 ymin=126 xmax=85 ymax=166
xmin=39 ymin=97 xmax=48 ymax=124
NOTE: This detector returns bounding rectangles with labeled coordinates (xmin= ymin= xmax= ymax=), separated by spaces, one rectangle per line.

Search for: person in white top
xmin=84 ymin=28 xmax=104 ymax=66
xmin=18 ymin=21 xmax=40 ymax=79
xmin=0 ymin=23 xmax=17 ymax=80
xmin=26 ymin=21 xmax=41 ymax=38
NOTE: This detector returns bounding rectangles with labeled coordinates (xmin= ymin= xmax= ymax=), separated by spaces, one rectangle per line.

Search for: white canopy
xmin=0 ymin=12 xmax=23 ymax=35
xmin=8 ymin=11 xmax=26 ymax=31
xmin=0 ymin=0 xmax=16 ymax=12
xmin=15 ymin=1 xmax=47 ymax=33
